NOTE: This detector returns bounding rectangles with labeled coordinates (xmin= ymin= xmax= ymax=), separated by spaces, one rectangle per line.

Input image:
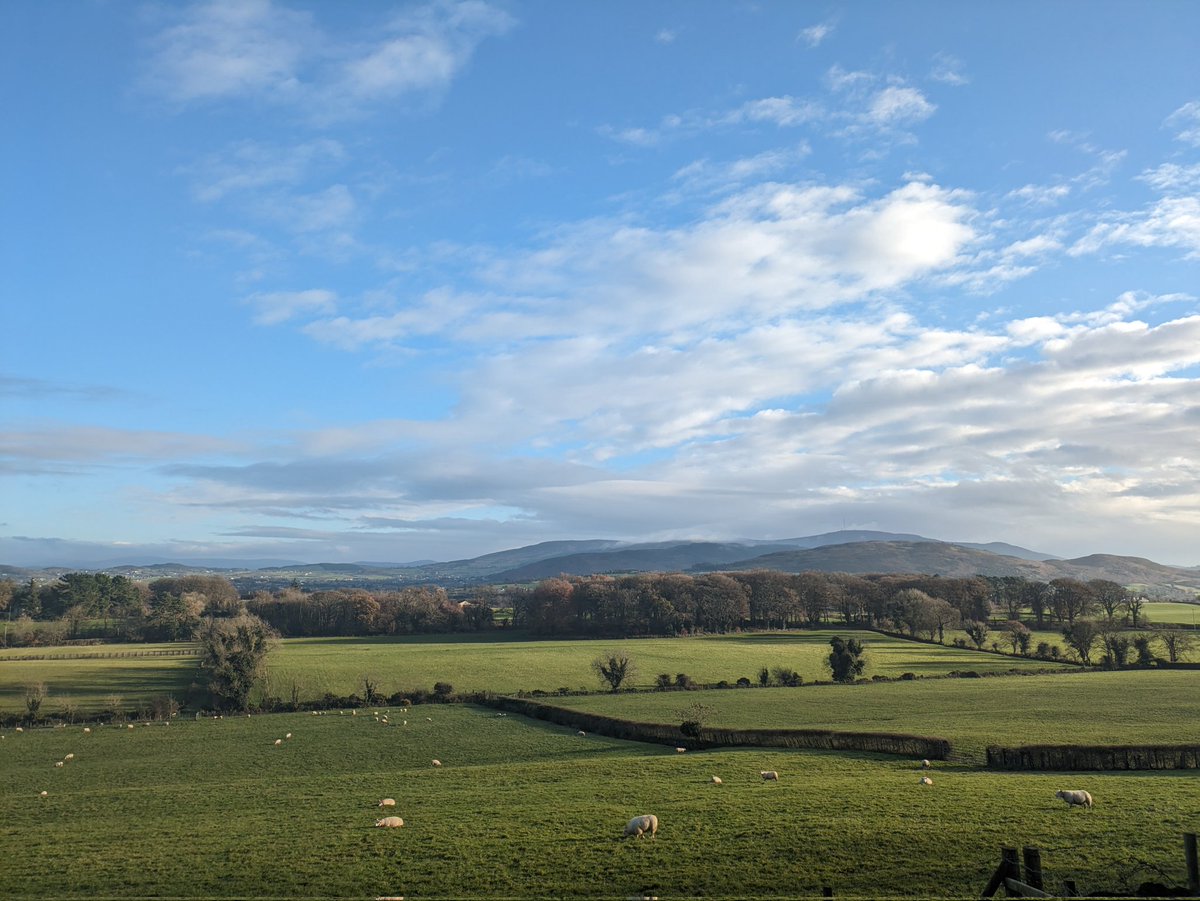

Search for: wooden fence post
xmin=1184 ymin=832 xmax=1198 ymax=893
xmin=1022 ymin=847 xmax=1043 ymax=891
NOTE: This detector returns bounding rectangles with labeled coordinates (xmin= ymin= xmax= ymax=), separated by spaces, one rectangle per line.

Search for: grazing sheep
xmin=83 ymin=728 xmax=91 ymax=734
xmin=921 ymin=759 xmax=931 ymax=769
xmin=426 ymin=717 xmax=432 ymax=722
xmin=920 ymin=776 xmax=933 ymax=786
xmin=374 ymin=816 xmax=404 ymax=828
xmin=274 ymin=739 xmax=282 ymax=746
xmin=578 ymin=730 xmax=587 ymax=737
xmin=1055 ymin=790 xmax=1093 ymax=808
xmin=760 ymin=770 xmax=779 ymax=781
xmin=55 ymin=761 xmax=64 ymax=768
xmin=285 ymin=733 xmax=292 ymax=739
xmin=710 ymin=776 xmax=723 ymax=785
xmin=431 ymin=759 xmax=442 ymax=767
xmin=379 ymin=798 xmax=397 ymax=808
xmin=624 ymin=814 xmax=659 ymax=838
xmin=64 ymin=754 xmax=74 ymax=760
xmin=675 ymin=747 xmax=686 ymax=753
xmin=39 ymin=791 xmax=48 ymax=797
xmin=16 ymin=727 xmax=23 ymax=733
xmin=127 ymin=724 xmax=134 ymax=730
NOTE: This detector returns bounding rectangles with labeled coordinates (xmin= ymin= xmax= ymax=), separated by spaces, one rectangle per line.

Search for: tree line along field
xmin=4 ymin=704 xmax=1200 ymax=899
xmin=0 ymin=629 xmax=1075 ymax=715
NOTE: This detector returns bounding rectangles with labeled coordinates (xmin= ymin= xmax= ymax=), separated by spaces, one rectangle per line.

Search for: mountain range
xmin=3 ymin=530 xmax=1198 ymax=597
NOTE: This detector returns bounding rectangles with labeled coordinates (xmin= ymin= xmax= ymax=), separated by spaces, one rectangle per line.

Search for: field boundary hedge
xmin=483 ymin=695 xmax=952 ymax=759
xmin=986 ymin=743 xmax=1200 ymax=770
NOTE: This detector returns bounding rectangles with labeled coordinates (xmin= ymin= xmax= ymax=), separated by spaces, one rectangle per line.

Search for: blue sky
xmin=3 ymin=1 xmax=1200 ymax=567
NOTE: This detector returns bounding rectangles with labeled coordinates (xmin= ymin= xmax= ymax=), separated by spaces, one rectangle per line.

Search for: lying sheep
xmin=431 ymin=759 xmax=442 ymax=767
xmin=379 ymin=798 xmax=397 ymax=808
xmin=920 ymin=759 xmax=931 ymax=769
xmin=39 ymin=791 xmax=48 ymax=797
xmin=285 ymin=733 xmax=292 ymax=739
xmin=710 ymin=776 xmax=723 ymax=785
xmin=760 ymin=770 xmax=779 ymax=781
xmin=55 ymin=761 xmax=64 ymax=768
xmin=375 ymin=816 xmax=404 ymax=828
xmin=83 ymin=728 xmax=91 ymax=734
xmin=1056 ymin=789 xmax=1093 ymax=808
xmin=64 ymin=753 xmax=74 ymax=760
xmin=578 ymin=730 xmax=587 ymax=736
xmin=675 ymin=747 xmax=686 ymax=753
xmin=624 ymin=814 xmax=659 ymax=838
xmin=920 ymin=776 xmax=933 ymax=786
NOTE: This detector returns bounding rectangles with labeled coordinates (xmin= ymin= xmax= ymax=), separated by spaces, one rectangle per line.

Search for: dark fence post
xmin=1185 ymin=832 xmax=1198 ymax=893
xmin=1062 ymin=878 xmax=1077 ymax=897
xmin=1022 ymin=847 xmax=1043 ymax=891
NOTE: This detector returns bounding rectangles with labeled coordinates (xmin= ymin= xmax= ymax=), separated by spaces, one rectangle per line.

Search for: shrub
xmin=150 ymin=694 xmax=180 ymax=721
xmin=715 ymin=680 xmax=731 ymax=689
xmin=674 ymin=673 xmax=695 ymax=690
xmin=771 ymin=667 xmax=802 ymax=687
xmin=735 ymin=677 xmax=752 ymax=688
xmin=899 ymin=672 xmax=916 ymax=681
xmin=655 ymin=673 xmax=673 ymax=690
xmin=433 ymin=681 xmax=454 ymax=698
xmin=757 ymin=666 xmax=770 ymax=687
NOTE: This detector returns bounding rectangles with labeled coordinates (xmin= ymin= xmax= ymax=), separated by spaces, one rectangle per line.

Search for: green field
xmin=0 ymin=631 xmax=1068 ymax=715
xmin=261 ymin=630 xmax=1070 ymax=702
xmin=3 ymin=705 xmax=1199 ymax=899
xmin=554 ymin=669 xmax=1200 ymax=761
xmin=1143 ymin=601 xmax=1200 ymax=626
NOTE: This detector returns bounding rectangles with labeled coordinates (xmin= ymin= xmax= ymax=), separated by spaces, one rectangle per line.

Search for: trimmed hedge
xmin=484 ymin=695 xmax=951 ymax=760
xmin=987 ymin=743 xmax=1200 ymax=771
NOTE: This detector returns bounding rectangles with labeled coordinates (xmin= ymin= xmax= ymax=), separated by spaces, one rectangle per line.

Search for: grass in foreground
xmin=2 ymin=705 xmax=1199 ymax=899
xmin=555 ymin=668 xmax=1200 ymax=762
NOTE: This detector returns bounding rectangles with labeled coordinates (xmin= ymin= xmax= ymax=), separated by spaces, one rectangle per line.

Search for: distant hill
xmin=5 ymin=530 xmax=1197 ymax=596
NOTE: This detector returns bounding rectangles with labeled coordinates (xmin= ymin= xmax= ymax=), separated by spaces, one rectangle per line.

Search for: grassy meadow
xmin=0 ymin=630 xmax=1072 ymax=715
xmin=554 ymin=668 xmax=1200 ymax=762
xmin=4 ymin=704 xmax=1200 ymax=899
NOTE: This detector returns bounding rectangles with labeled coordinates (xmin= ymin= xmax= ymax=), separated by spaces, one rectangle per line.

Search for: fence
xmin=0 ymin=648 xmax=201 ymax=662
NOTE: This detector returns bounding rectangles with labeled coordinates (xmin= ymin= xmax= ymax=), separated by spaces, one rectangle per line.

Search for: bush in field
xmin=195 ymin=614 xmax=278 ymax=710
xmin=828 ymin=636 xmax=866 ymax=683
xmin=736 ymin=677 xmax=752 ymax=688
xmin=1062 ymin=620 xmax=1100 ymax=665
xmin=1132 ymin=634 xmax=1156 ymax=667
xmin=654 ymin=673 xmax=673 ymax=690
xmin=433 ymin=681 xmax=454 ymax=699
xmin=770 ymin=667 xmax=802 ymax=687
xmin=674 ymin=672 xmax=694 ymax=690
xmin=964 ymin=620 xmax=990 ymax=650
xmin=24 ymin=682 xmax=47 ymax=720
xmin=757 ymin=666 xmax=770 ymax=687
xmin=591 ymin=652 xmax=636 ymax=693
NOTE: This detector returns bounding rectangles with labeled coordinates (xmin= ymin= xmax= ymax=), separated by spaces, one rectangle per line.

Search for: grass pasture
xmin=555 ymin=668 xmax=1200 ymax=762
xmin=3 ymin=705 xmax=1200 ymax=899
xmin=262 ymin=630 xmax=1070 ymax=703
xmin=1143 ymin=601 xmax=1200 ymax=626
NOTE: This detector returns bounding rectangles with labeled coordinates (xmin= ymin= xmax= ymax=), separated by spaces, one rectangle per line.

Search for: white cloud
xmin=929 ymin=52 xmax=968 ymax=85
xmin=798 ymin=23 xmax=833 ymax=47
xmin=1072 ymin=195 xmax=1200 ymax=258
xmin=1138 ymin=162 xmax=1200 ymax=193
xmin=143 ymin=0 xmax=512 ymax=117
xmin=186 ymin=139 xmax=346 ymax=202
xmin=655 ymin=28 xmax=677 ymax=45
xmin=866 ymin=86 xmax=936 ymax=126
xmin=246 ymin=289 xmax=338 ymax=325
xmin=256 ymin=184 xmax=357 ymax=233
xmin=734 ymin=96 xmax=822 ymax=127
xmin=1166 ymin=100 xmax=1200 ymax=146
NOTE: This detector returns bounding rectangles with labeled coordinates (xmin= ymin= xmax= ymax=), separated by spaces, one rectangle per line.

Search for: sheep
xmin=83 ymin=727 xmax=91 ymax=734
xmin=15 ymin=727 xmax=23 ymax=733
xmin=274 ymin=739 xmax=283 ymax=746
xmin=285 ymin=733 xmax=292 ymax=739
xmin=127 ymin=724 xmax=134 ymax=730
xmin=431 ymin=759 xmax=442 ymax=767
xmin=39 ymin=791 xmax=48 ymax=797
xmin=760 ymin=770 xmax=779 ymax=781
xmin=64 ymin=753 xmax=74 ymax=760
xmin=920 ymin=776 xmax=933 ymax=786
xmin=426 ymin=717 xmax=432 ymax=722
xmin=379 ymin=798 xmax=397 ymax=808
xmin=710 ymin=776 xmax=723 ymax=785
xmin=624 ymin=814 xmax=659 ymax=838
xmin=920 ymin=759 xmax=932 ymax=769
xmin=675 ymin=747 xmax=686 ymax=753
xmin=578 ymin=730 xmax=587 ymax=737
xmin=374 ymin=816 xmax=405 ymax=828
xmin=1055 ymin=790 xmax=1093 ymax=808
xmin=55 ymin=761 xmax=64 ymax=768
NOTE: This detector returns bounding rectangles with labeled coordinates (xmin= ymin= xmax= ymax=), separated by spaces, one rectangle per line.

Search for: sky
xmin=2 ymin=1 xmax=1200 ymax=568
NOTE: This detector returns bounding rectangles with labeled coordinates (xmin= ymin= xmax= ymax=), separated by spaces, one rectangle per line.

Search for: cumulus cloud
xmin=866 ymin=86 xmax=936 ymax=126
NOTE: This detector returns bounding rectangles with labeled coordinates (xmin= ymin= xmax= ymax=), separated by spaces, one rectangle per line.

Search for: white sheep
xmin=624 ymin=814 xmax=659 ymax=838
xmin=760 ymin=770 xmax=779 ymax=781
xmin=426 ymin=717 xmax=432 ymax=722
xmin=375 ymin=816 xmax=404 ymax=828
xmin=16 ymin=727 xmax=23 ymax=733
xmin=83 ymin=727 xmax=91 ymax=734
xmin=431 ymin=759 xmax=442 ymax=767
xmin=39 ymin=790 xmax=48 ymax=797
xmin=578 ymin=730 xmax=587 ymax=736
xmin=710 ymin=776 xmax=723 ymax=785
xmin=64 ymin=753 xmax=74 ymax=760
xmin=920 ymin=759 xmax=931 ymax=769
xmin=920 ymin=776 xmax=933 ymax=786
xmin=127 ymin=724 xmax=134 ymax=730
xmin=55 ymin=761 xmax=64 ymax=768
xmin=675 ymin=747 xmax=686 ymax=753
xmin=285 ymin=733 xmax=292 ymax=739
xmin=274 ymin=739 xmax=282 ymax=746
xmin=1055 ymin=789 xmax=1093 ymax=808
xmin=379 ymin=798 xmax=397 ymax=808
